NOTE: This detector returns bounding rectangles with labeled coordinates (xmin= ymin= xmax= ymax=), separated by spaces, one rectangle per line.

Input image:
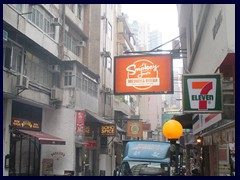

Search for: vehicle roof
xmin=123 ymin=141 xmax=170 ymax=162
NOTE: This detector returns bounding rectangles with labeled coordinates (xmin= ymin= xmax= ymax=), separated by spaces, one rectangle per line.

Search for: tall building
xmin=148 ymin=30 xmax=162 ymax=50
xmin=129 ymin=20 xmax=150 ymax=51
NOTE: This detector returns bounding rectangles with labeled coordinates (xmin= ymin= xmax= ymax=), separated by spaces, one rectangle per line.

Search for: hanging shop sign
xmin=85 ymin=125 xmax=92 ymax=137
xmin=76 ymin=111 xmax=85 ymax=135
xmin=142 ymin=123 xmax=151 ymax=131
xmin=100 ymin=124 xmax=116 ymax=136
xmin=114 ymin=54 xmax=173 ymax=95
xmin=11 ymin=118 xmax=41 ymax=131
xmin=127 ymin=121 xmax=143 ymax=138
xmin=182 ymin=74 xmax=223 ymax=113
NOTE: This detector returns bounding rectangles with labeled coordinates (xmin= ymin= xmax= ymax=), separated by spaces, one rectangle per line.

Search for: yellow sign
xmin=12 ymin=119 xmax=41 ymax=130
xmin=100 ymin=124 xmax=116 ymax=136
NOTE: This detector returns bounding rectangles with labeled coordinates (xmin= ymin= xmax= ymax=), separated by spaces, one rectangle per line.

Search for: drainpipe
xmin=59 ymin=4 xmax=65 ymax=60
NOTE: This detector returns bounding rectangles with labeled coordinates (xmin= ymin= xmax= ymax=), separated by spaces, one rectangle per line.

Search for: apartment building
xmin=3 ymin=4 xmax=140 ymax=176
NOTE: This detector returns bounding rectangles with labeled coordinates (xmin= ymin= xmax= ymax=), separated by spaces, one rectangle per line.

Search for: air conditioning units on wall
xmin=16 ymin=74 xmax=29 ymax=89
xmin=51 ymin=88 xmax=63 ymax=102
xmin=50 ymin=17 xmax=62 ymax=26
xmin=48 ymin=64 xmax=61 ymax=73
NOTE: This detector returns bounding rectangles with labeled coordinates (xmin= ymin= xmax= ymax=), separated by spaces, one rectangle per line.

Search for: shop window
xmin=12 ymin=101 xmax=42 ymax=122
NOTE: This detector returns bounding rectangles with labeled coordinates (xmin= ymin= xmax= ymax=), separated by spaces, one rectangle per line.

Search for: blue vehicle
xmin=116 ymin=141 xmax=171 ymax=176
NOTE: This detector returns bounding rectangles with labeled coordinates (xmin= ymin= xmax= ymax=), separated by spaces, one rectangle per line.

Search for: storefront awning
xmin=19 ymin=129 xmax=66 ymax=145
xmin=85 ymin=110 xmax=114 ymax=125
xmin=172 ymin=113 xmax=193 ymax=129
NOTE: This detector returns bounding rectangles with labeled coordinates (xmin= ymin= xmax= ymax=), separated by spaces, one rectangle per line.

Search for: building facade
xmin=177 ymin=4 xmax=235 ymax=176
xmin=3 ymin=4 xmax=139 ymax=176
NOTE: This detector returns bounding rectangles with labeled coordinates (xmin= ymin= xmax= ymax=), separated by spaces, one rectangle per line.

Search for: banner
xmin=76 ymin=111 xmax=85 ymax=135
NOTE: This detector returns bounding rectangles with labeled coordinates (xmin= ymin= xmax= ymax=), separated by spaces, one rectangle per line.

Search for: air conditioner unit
xmin=105 ymin=87 xmax=111 ymax=93
xmin=51 ymin=88 xmax=63 ymax=102
xmin=48 ymin=64 xmax=61 ymax=73
xmin=77 ymin=41 xmax=86 ymax=47
xmin=51 ymin=17 xmax=62 ymax=26
xmin=16 ymin=74 xmax=29 ymax=89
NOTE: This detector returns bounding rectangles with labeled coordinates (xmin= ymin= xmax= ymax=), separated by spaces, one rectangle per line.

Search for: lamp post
xmin=162 ymin=120 xmax=183 ymax=176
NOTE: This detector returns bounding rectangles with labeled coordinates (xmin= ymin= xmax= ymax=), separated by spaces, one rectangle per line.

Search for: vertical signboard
xmin=114 ymin=54 xmax=173 ymax=95
xmin=182 ymin=74 xmax=222 ymax=113
xmin=127 ymin=121 xmax=143 ymax=138
xmin=76 ymin=111 xmax=85 ymax=135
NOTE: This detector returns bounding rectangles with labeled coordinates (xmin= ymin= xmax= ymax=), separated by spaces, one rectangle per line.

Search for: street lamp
xmin=162 ymin=120 xmax=183 ymax=176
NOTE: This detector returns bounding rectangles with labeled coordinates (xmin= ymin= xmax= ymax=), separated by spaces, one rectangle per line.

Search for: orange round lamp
xmin=162 ymin=120 xmax=183 ymax=140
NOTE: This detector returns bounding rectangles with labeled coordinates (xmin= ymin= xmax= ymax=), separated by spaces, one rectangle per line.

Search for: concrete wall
xmin=3 ymin=5 xmax=59 ymax=58
xmin=190 ymin=4 xmax=235 ymax=73
xmin=41 ymin=108 xmax=75 ymax=175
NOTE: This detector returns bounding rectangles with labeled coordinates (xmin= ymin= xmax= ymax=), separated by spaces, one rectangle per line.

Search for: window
xmin=64 ymin=71 xmax=74 ymax=86
xmin=106 ymin=58 xmax=112 ymax=72
xmin=76 ymin=72 xmax=82 ymax=89
xmin=3 ymin=41 xmax=23 ymax=73
xmin=28 ymin=5 xmax=55 ymax=39
xmin=107 ymin=21 xmax=112 ymax=40
xmin=82 ymin=73 xmax=98 ymax=97
xmin=3 ymin=42 xmax=12 ymax=69
xmin=77 ymin=5 xmax=82 ymax=20
xmin=82 ymin=76 xmax=88 ymax=92
xmin=25 ymin=51 xmax=53 ymax=87
xmin=64 ymin=25 xmax=80 ymax=56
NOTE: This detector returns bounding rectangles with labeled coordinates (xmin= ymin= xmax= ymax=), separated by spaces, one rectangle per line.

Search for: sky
xmin=121 ymin=4 xmax=182 ymax=67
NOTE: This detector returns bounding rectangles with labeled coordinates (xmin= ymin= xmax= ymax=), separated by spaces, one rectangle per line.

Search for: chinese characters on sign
xmin=76 ymin=111 xmax=85 ymax=135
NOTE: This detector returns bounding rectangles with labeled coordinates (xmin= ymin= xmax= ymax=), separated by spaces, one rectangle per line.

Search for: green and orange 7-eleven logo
xmin=183 ymin=74 xmax=222 ymax=113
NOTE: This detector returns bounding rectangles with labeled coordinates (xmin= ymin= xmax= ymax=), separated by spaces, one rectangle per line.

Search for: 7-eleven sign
xmin=182 ymin=74 xmax=223 ymax=113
